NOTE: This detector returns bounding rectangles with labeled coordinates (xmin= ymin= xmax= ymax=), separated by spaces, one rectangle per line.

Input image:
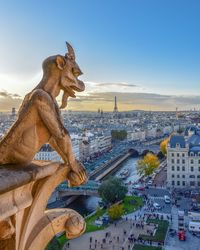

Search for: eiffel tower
xmin=113 ymin=96 xmax=118 ymax=113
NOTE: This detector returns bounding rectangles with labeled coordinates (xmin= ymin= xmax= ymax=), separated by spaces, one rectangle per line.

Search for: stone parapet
xmin=0 ymin=162 xmax=86 ymax=250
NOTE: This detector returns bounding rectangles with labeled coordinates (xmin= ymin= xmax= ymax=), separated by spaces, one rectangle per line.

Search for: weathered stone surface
xmin=0 ymin=161 xmax=59 ymax=194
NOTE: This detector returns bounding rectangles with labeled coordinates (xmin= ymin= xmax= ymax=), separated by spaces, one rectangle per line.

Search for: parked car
xmin=153 ymin=202 xmax=161 ymax=210
xmin=132 ymin=184 xmax=145 ymax=191
xmin=164 ymin=195 xmax=171 ymax=204
xmin=169 ymin=229 xmax=176 ymax=237
xmin=178 ymin=230 xmax=186 ymax=241
xmin=148 ymin=180 xmax=153 ymax=185
xmin=189 ymin=221 xmax=200 ymax=232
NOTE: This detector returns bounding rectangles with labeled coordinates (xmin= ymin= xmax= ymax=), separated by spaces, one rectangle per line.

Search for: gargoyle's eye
xmin=72 ymin=68 xmax=81 ymax=77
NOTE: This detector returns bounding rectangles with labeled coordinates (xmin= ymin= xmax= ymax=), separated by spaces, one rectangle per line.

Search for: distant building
xmin=167 ymin=126 xmax=200 ymax=188
xmin=34 ymin=144 xmax=61 ymax=162
xmin=79 ymin=140 xmax=90 ymax=161
xmin=79 ymin=133 xmax=112 ymax=161
xmin=72 ymin=139 xmax=80 ymax=160
xmin=12 ymin=107 xmax=16 ymax=116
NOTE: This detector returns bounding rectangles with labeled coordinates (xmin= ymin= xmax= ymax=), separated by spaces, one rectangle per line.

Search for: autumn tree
xmin=108 ymin=204 xmax=124 ymax=220
xmin=137 ymin=153 xmax=160 ymax=177
xmin=160 ymin=138 xmax=169 ymax=155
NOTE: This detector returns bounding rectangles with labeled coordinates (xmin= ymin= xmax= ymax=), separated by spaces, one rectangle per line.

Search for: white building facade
xmin=34 ymin=144 xmax=61 ymax=162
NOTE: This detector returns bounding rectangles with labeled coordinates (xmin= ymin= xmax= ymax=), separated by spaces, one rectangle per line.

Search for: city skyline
xmin=0 ymin=0 xmax=200 ymax=111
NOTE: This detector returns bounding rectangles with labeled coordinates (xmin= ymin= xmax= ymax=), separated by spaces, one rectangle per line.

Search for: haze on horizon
xmin=0 ymin=0 xmax=200 ymax=112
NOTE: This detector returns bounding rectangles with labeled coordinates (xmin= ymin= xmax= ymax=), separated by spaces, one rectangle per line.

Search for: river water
xmin=67 ymin=156 xmax=139 ymax=216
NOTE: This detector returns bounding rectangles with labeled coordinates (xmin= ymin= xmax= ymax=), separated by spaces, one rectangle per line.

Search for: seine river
xmin=67 ymin=156 xmax=139 ymax=216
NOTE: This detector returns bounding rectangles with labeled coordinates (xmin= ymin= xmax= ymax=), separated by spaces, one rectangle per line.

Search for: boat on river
xmin=119 ymin=168 xmax=130 ymax=180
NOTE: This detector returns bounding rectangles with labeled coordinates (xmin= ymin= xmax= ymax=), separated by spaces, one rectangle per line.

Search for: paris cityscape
xmin=1 ymin=1 xmax=200 ymax=250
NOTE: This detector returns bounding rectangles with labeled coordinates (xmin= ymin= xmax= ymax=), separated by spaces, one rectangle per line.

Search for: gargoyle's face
xmin=55 ymin=43 xmax=85 ymax=108
xmin=58 ymin=57 xmax=85 ymax=97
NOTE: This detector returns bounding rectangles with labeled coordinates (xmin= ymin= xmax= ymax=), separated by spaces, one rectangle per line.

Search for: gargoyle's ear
xmin=56 ymin=56 xmax=66 ymax=70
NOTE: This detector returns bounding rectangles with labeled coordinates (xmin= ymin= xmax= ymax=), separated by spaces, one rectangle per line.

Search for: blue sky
xmin=0 ymin=0 xmax=200 ymax=111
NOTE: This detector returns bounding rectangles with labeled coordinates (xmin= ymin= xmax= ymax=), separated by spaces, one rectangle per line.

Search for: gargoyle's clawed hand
xmin=67 ymin=160 xmax=88 ymax=187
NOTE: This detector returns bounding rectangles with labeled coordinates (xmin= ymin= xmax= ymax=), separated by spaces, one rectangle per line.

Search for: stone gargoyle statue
xmin=0 ymin=42 xmax=88 ymax=247
xmin=0 ymin=42 xmax=87 ymax=187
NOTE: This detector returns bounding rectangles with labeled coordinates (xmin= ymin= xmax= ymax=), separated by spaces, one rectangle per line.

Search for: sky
xmin=0 ymin=0 xmax=200 ymax=111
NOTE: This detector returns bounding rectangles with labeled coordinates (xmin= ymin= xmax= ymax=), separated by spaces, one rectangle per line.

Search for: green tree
xmin=160 ymin=138 xmax=169 ymax=155
xmin=111 ymin=130 xmax=127 ymax=141
xmin=108 ymin=204 xmax=124 ymax=220
xmin=98 ymin=177 xmax=128 ymax=205
xmin=137 ymin=153 xmax=160 ymax=177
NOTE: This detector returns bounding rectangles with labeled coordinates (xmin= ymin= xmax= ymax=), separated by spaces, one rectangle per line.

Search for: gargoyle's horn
xmin=66 ymin=42 xmax=75 ymax=60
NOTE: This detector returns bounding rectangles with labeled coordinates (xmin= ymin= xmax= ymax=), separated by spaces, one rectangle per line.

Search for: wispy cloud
xmin=0 ymin=90 xmax=21 ymax=98
xmin=84 ymin=81 xmax=142 ymax=94
xmin=96 ymin=82 xmax=138 ymax=88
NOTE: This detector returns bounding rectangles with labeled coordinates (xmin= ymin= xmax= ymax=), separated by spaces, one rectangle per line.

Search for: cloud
xmin=0 ymin=90 xmax=22 ymax=111
xmin=96 ymin=82 xmax=138 ymax=88
xmin=84 ymin=81 xmax=141 ymax=94
xmin=0 ymin=90 xmax=21 ymax=98
xmin=1 ymin=88 xmax=200 ymax=112
xmin=68 ymin=92 xmax=200 ymax=111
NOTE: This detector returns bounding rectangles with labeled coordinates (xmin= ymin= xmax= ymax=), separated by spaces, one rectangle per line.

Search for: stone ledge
xmin=0 ymin=161 xmax=61 ymax=195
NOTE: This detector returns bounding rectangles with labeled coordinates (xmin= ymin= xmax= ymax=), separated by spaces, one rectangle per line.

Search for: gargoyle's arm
xmin=31 ymin=89 xmax=87 ymax=182
xmin=31 ymin=90 xmax=75 ymax=165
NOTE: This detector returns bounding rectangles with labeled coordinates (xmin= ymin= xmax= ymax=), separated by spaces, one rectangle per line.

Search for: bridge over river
xmin=58 ymin=180 xmax=100 ymax=197
xmin=56 ymin=141 xmax=161 ymax=198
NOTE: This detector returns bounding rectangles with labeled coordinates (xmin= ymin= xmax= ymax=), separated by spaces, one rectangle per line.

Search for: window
xmin=191 ymin=159 xmax=194 ymax=164
xmin=189 ymin=175 xmax=195 ymax=178
xmin=172 ymin=180 xmax=175 ymax=186
xmin=197 ymin=175 xmax=200 ymax=178
xmin=182 ymin=159 xmax=185 ymax=164
xmin=182 ymin=181 xmax=185 ymax=186
xmin=171 ymin=159 xmax=174 ymax=163
xmin=198 ymin=182 xmax=200 ymax=186
xmin=182 ymin=166 xmax=185 ymax=171
xmin=177 ymin=181 xmax=180 ymax=186
xmin=177 ymin=166 xmax=180 ymax=171
xmin=172 ymin=166 xmax=175 ymax=171
xmin=190 ymin=152 xmax=194 ymax=156
xmin=190 ymin=181 xmax=195 ymax=186
xmin=191 ymin=166 xmax=194 ymax=172
xmin=182 ymin=153 xmax=185 ymax=157
xmin=198 ymin=160 xmax=200 ymax=164
xmin=171 ymin=153 xmax=174 ymax=157
xmin=199 ymin=166 xmax=200 ymax=171
xmin=177 ymin=175 xmax=180 ymax=178
xmin=182 ymin=175 xmax=185 ymax=178
xmin=177 ymin=153 xmax=179 ymax=157
xmin=177 ymin=159 xmax=180 ymax=164
xmin=172 ymin=174 xmax=175 ymax=178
